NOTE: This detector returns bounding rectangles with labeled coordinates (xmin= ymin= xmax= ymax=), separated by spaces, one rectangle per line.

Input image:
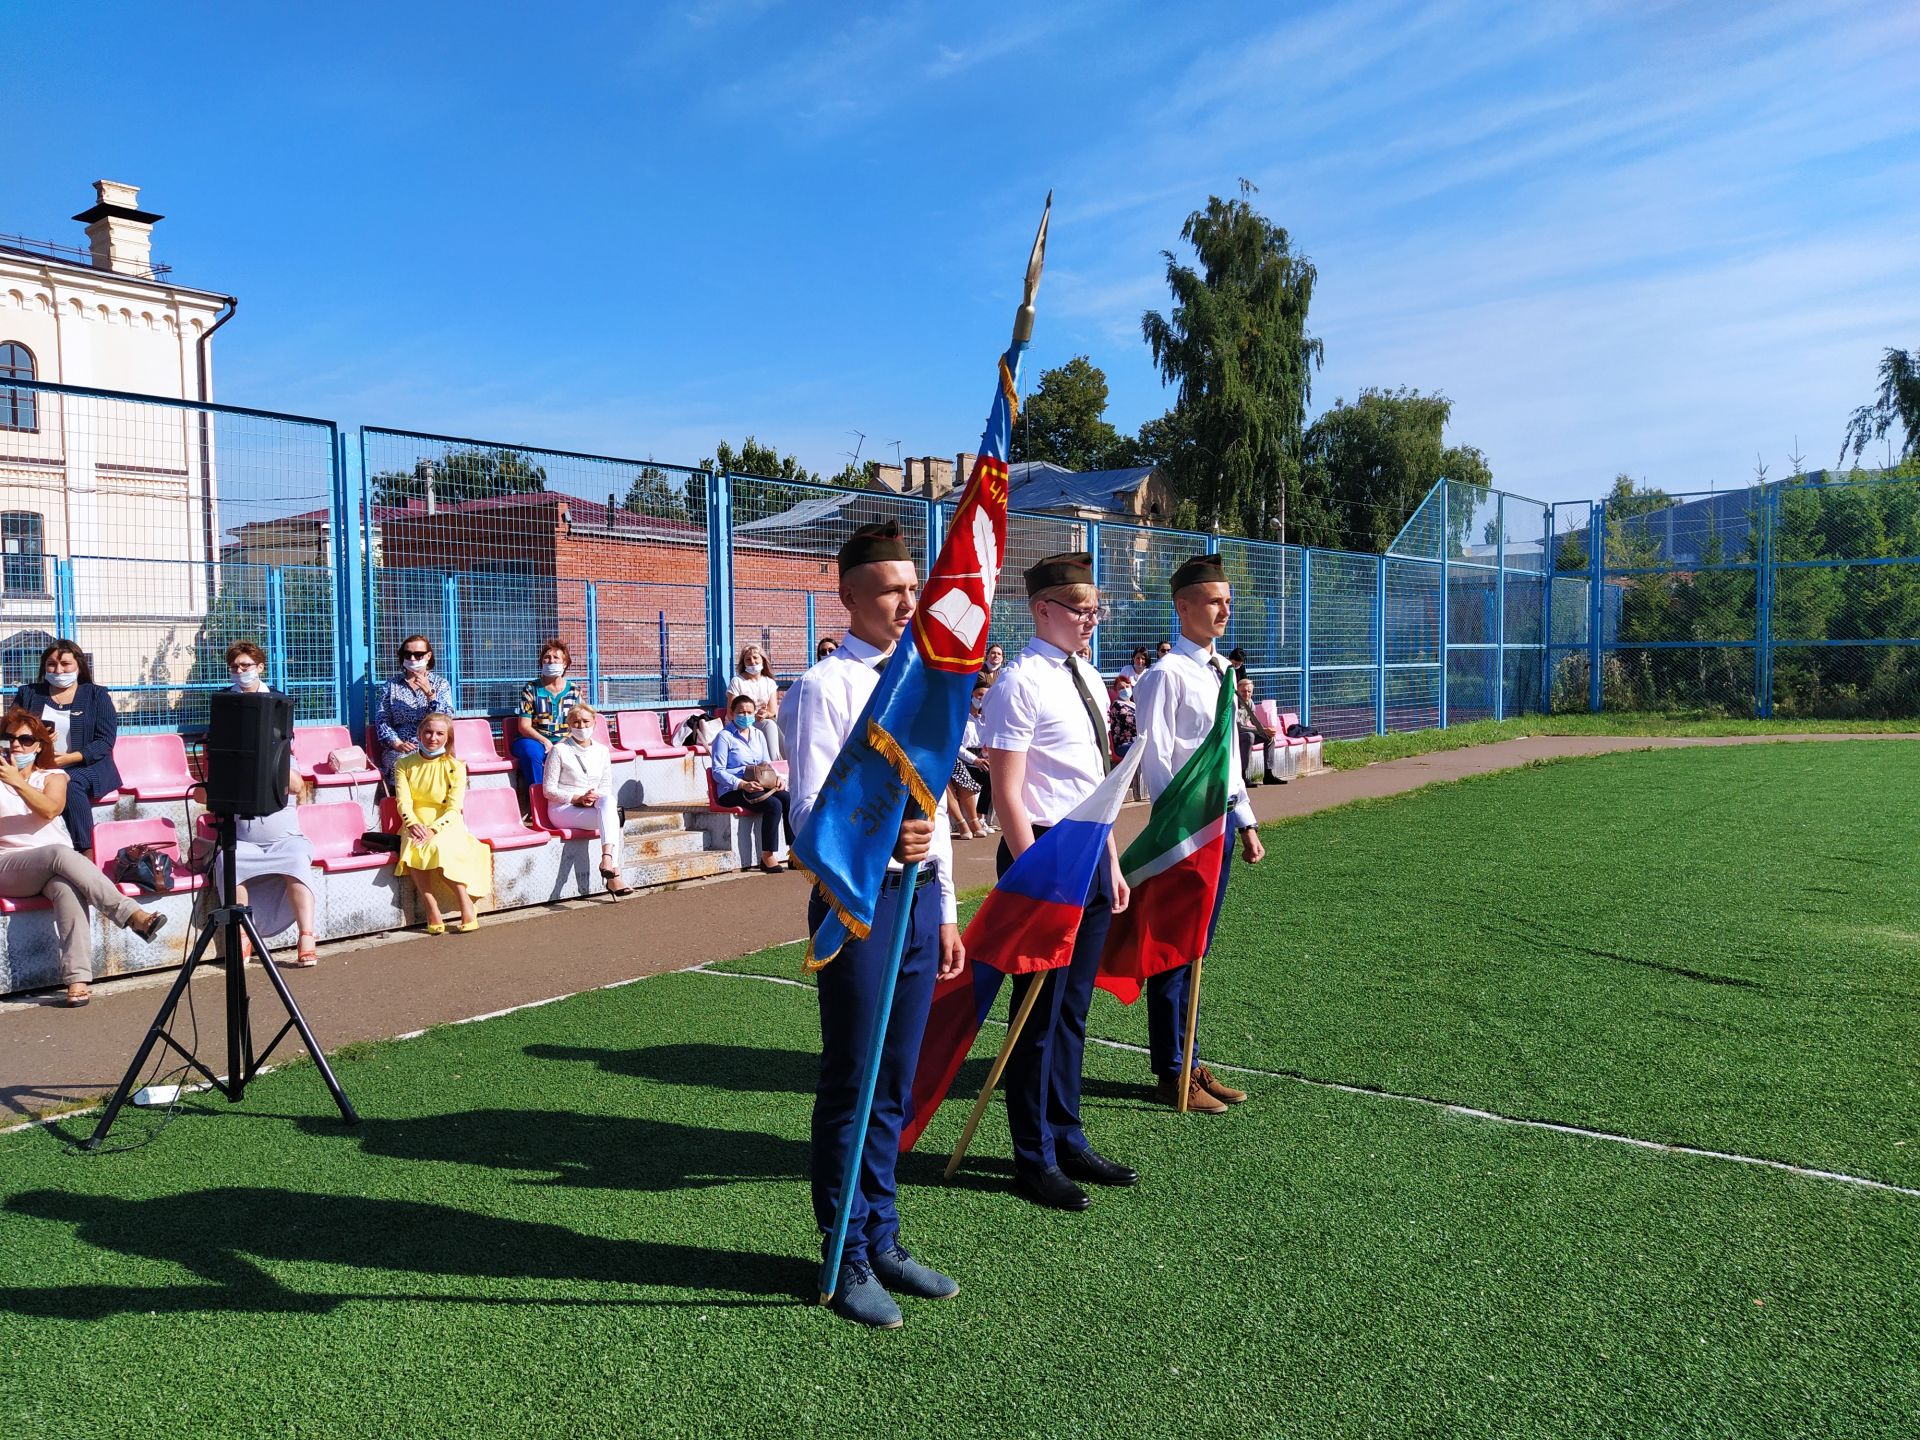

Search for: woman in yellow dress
xmin=393 ymin=712 xmax=491 ymax=933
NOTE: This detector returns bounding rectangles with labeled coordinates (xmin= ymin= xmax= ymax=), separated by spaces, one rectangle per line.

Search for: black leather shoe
xmin=1059 ymin=1147 xmax=1138 ymax=1187
xmin=1015 ymin=1165 xmax=1091 ymax=1211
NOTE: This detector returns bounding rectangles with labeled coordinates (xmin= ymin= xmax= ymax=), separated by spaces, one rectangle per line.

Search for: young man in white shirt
xmin=980 ymin=552 xmax=1135 ymax=1211
xmin=784 ymin=520 xmax=967 ymax=1330
xmin=1132 ymin=553 xmax=1266 ymax=1114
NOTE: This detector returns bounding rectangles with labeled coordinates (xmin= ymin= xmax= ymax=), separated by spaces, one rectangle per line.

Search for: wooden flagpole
xmin=1177 ymin=955 xmax=1204 ymax=1113
xmin=944 ymin=971 xmax=1049 ymax=1178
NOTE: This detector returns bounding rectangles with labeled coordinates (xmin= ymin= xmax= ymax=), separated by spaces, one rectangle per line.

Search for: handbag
xmin=325 ymin=744 xmax=370 ymax=775
xmin=113 ymin=843 xmax=176 ymax=894
xmin=744 ymin=762 xmax=781 ymax=790
xmin=360 ymin=830 xmax=402 ymax=853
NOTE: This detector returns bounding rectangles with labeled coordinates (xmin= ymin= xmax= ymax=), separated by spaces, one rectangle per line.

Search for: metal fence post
xmin=584 ymin=581 xmax=601 ymax=707
xmin=1374 ymin=555 xmax=1387 ymax=735
xmin=658 ymin=612 xmax=670 ymax=704
xmin=335 ymin=427 xmax=370 ymax=731
xmin=266 ymin=566 xmax=290 ymax=694
xmin=1755 ymin=483 xmax=1776 ymax=718
xmin=53 ymin=558 xmax=76 ymax=639
xmin=1494 ymin=494 xmax=1507 ymax=722
xmin=1438 ymin=486 xmax=1450 ymax=728
xmin=925 ymin=496 xmax=944 ymax=574
xmin=805 ymin=592 xmax=817 ymax=663
xmin=1087 ymin=520 xmax=1102 ymax=673
xmin=442 ymin=573 xmax=462 ymax=710
xmin=1587 ymin=499 xmax=1605 ymax=712
xmin=1299 ymin=548 xmax=1314 ymax=727
xmin=706 ymin=471 xmax=735 ymax=707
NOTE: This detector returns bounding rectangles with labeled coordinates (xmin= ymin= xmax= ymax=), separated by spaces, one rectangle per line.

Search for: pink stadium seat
xmin=616 ymin=709 xmax=690 ymax=760
xmin=706 ymin=765 xmax=749 ymax=817
xmin=111 ymin=733 xmax=196 ymax=801
xmin=450 ymin=718 xmax=513 ymax=776
xmin=528 ymin=785 xmax=597 ymax=841
xmin=462 ymin=786 xmax=549 ymax=851
xmin=92 ymin=816 xmax=205 ymax=897
xmin=298 ymin=801 xmax=393 ymax=873
xmin=292 ymin=725 xmax=380 ymax=787
xmin=0 ymin=895 xmax=51 ymax=914
xmin=591 ymin=711 xmax=636 ymax=764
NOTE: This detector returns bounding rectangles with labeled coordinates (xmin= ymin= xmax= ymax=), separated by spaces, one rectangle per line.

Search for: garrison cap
xmin=1169 ymin=553 xmax=1228 ymax=595
xmin=837 ymin=520 xmax=913 ymax=577
xmin=1023 ymin=550 xmax=1095 ymax=595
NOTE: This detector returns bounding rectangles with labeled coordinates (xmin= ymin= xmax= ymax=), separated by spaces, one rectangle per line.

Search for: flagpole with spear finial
xmin=816 ymin=194 xmax=1050 ymax=1305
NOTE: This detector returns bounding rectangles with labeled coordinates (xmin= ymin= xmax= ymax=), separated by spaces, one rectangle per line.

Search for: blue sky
xmin=7 ymin=0 xmax=1919 ymax=505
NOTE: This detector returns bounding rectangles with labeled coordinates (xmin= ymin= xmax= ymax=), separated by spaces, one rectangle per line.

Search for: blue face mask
xmin=420 ymin=743 xmax=446 ymax=759
xmin=45 ymin=669 xmax=76 ymax=690
xmin=13 ymin=752 xmax=34 ymax=773
xmin=733 ymin=715 xmax=755 ymax=732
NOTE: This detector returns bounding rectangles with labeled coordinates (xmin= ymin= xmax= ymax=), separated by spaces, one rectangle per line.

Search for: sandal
xmin=295 ymin=931 xmax=318 ymax=967
xmin=599 ymin=865 xmax=633 ymax=899
xmin=131 ymin=909 xmax=167 ymax=943
xmin=457 ymin=918 xmax=480 ymax=933
xmin=424 ymin=921 xmax=447 ymax=936
xmin=64 ymin=982 xmax=90 ymax=1007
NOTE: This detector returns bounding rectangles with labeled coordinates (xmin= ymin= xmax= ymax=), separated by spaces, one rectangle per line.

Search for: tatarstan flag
xmin=1095 ymin=665 xmax=1235 ymax=1004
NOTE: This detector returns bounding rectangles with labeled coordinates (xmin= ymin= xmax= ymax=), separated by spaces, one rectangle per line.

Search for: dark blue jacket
xmin=12 ymin=680 xmax=122 ymax=792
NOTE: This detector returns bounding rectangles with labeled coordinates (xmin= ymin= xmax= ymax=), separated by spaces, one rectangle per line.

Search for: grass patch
xmin=1323 ymin=712 xmax=1914 ymax=770
xmin=3 ymin=967 xmax=1916 ymax=1439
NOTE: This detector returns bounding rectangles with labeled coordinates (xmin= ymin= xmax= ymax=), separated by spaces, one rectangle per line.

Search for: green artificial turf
xmin=5 ymin=739 xmax=1918 ymax=1438
xmin=1322 ymin=712 xmax=1913 ymax=770
xmin=3 ymin=969 xmax=1917 ymax=1440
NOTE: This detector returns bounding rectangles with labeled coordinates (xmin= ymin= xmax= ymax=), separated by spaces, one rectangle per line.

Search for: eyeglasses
xmin=230 ymin=665 xmax=258 ymax=674
xmin=7 ymin=734 xmax=37 ymax=747
xmin=402 ymin=650 xmax=430 ymax=660
xmin=1045 ymin=600 xmax=1107 ymax=625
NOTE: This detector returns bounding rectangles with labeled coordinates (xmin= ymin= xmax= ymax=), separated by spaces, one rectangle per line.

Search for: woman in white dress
xmin=542 ymin=704 xmax=633 ymax=898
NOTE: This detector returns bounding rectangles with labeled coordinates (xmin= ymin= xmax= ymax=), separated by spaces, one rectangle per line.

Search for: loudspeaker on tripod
xmin=204 ymin=690 xmax=295 ymax=817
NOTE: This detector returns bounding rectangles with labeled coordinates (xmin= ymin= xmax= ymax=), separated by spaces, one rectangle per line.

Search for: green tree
xmin=1141 ymin=181 xmax=1322 ymax=539
xmin=621 ymin=462 xmax=696 ymax=521
xmin=1840 ymin=347 xmax=1920 ymax=466
xmin=701 ymin=437 xmax=820 ymax=485
xmin=369 ymin=448 xmax=547 ymax=509
xmin=1296 ymin=387 xmax=1491 ymax=553
xmin=1010 ymin=356 xmax=1129 ymax=471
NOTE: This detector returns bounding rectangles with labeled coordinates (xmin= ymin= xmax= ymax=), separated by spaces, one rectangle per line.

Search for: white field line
xmin=690 ymin=967 xmax=1920 ymax=1201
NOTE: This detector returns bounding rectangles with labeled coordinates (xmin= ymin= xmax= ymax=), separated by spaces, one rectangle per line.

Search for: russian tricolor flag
xmin=900 ymin=742 xmax=1146 ymax=1152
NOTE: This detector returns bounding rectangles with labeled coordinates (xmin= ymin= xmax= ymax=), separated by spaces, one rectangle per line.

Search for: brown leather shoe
xmin=1193 ymin=1063 xmax=1248 ymax=1105
xmin=1153 ymin=1073 xmax=1227 ymax=1114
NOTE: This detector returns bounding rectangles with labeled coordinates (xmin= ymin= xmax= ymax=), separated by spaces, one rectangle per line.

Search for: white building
xmin=0 ymin=181 xmax=237 ymax=695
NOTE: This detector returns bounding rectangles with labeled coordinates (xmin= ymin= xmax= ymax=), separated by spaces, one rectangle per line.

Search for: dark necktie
xmin=1066 ymin=658 xmax=1113 ymax=774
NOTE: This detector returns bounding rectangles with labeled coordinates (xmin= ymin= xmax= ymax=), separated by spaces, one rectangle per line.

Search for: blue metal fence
xmin=11 ymin=375 xmax=1910 ymax=737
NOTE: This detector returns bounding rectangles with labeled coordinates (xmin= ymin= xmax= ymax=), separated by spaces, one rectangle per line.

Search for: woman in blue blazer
xmin=12 ymin=639 xmax=121 ymax=852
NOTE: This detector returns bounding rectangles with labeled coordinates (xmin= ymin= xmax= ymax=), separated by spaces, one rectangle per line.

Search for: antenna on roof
xmin=844 ymin=429 xmax=866 ymax=466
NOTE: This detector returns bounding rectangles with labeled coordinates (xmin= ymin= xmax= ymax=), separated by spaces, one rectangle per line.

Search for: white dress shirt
xmin=978 ymin=636 xmax=1108 ymax=827
xmin=1131 ymin=633 xmax=1258 ymax=830
xmin=786 ymin=630 xmax=957 ymax=925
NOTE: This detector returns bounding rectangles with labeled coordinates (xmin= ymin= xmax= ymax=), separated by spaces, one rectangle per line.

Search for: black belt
xmin=880 ymin=868 xmax=934 ymax=893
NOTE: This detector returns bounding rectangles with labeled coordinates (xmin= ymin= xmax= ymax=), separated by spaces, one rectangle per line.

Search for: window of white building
xmin=0 ymin=342 xmax=36 ymax=433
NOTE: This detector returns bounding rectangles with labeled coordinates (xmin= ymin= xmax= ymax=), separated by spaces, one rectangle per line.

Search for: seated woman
xmin=392 ymin=712 xmax=491 ymax=934
xmin=0 ymin=708 xmax=165 ymax=1006
xmin=373 ymin=634 xmax=454 ymax=788
xmin=512 ymin=638 xmax=580 ymax=789
xmin=11 ymin=638 xmax=122 ymax=854
xmin=541 ymin=703 xmax=633 ymax=899
xmin=1118 ymin=646 xmax=1152 ymax=685
xmin=710 ymin=694 xmax=791 ymax=873
xmin=946 ymin=676 xmax=992 ymax=839
xmin=190 ymin=643 xmax=321 ymax=966
xmin=727 ymin=644 xmax=782 ymax=759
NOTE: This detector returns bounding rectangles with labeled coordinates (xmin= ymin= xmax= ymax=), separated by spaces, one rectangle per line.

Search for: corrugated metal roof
xmin=1005 ymin=460 xmax=1155 ymax=513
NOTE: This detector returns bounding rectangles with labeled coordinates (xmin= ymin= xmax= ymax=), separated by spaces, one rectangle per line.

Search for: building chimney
xmin=72 ymin=180 xmax=164 ymax=278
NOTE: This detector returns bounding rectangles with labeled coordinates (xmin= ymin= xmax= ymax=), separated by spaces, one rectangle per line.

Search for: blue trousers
xmin=810 ymin=879 xmax=941 ymax=1267
xmin=60 ymin=761 xmax=115 ymax=853
xmin=1147 ymin=823 xmax=1236 ymax=1077
xmin=510 ymin=737 xmax=549 ymax=788
xmin=999 ymin=833 xmax=1113 ymax=1174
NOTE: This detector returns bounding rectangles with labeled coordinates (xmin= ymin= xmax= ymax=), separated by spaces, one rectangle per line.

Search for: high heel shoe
xmin=599 ymin=865 xmax=633 ymax=898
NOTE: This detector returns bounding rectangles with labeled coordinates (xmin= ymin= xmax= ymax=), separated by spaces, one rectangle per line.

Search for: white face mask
xmin=403 ymin=657 xmax=429 ymax=673
xmin=743 ymin=662 xmax=762 ymax=677
xmin=569 ymin=725 xmax=594 ymax=744
xmin=45 ymin=669 xmax=77 ymax=690
xmin=231 ymin=668 xmax=262 ymax=690
xmin=540 ymin=661 xmax=565 ymax=679
xmin=1117 ymin=687 xmax=1132 ymax=702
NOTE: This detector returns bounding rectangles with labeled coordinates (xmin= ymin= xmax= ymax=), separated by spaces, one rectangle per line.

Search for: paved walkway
xmin=5 ymin=731 xmax=1911 ymax=1124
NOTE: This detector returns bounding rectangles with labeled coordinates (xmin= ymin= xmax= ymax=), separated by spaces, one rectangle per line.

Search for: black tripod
xmin=82 ymin=811 xmax=358 ymax=1149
